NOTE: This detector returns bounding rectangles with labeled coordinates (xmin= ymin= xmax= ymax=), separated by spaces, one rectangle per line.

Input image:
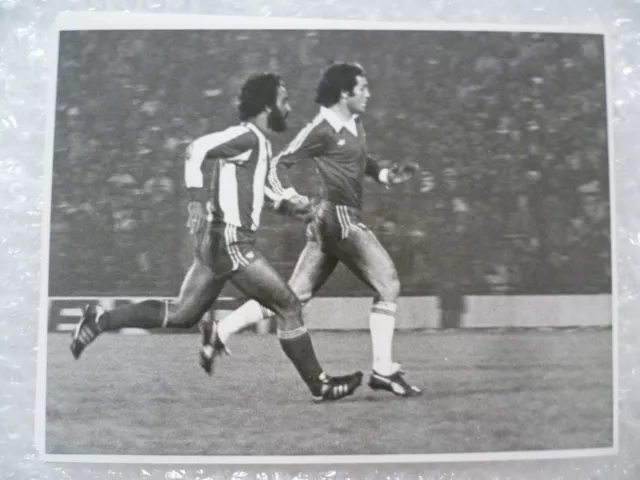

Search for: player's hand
xmin=287 ymin=194 xmax=311 ymax=215
xmin=187 ymin=201 xmax=206 ymax=236
xmin=274 ymin=194 xmax=311 ymax=219
xmin=384 ymin=162 xmax=421 ymax=186
xmin=296 ymin=196 xmax=323 ymax=223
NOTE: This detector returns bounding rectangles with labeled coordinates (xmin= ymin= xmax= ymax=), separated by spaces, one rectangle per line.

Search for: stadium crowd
xmin=49 ymin=30 xmax=611 ymax=297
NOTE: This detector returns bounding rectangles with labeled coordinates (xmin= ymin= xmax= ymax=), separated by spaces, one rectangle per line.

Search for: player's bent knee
xmin=275 ymin=295 xmax=304 ymax=329
xmin=284 ymin=296 xmax=304 ymax=320
xmin=291 ymin=285 xmax=313 ymax=305
xmin=287 ymin=272 xmax=315 ymax=305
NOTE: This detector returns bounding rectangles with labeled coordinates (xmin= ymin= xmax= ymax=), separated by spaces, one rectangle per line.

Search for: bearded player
xmin=69 ymin=72 xmax=363 ymax=403
xmin=202 ymin=63 xmax=422 ymax=398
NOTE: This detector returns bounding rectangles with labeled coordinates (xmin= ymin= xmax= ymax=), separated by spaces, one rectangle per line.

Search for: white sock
xmin=217 ymin=301 xmax=270 ymax=345
xmin=369 ymin=301 xmax=397 ymax=376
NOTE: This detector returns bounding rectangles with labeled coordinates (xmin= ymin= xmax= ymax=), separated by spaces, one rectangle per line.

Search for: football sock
xmin=200 ymin=310 xmax=214 ymax=346
xmin=369 ymin=301 xmax=397 ymax=376
xmin=217 ymin=300 xmax=269 ymax=345
xmin=98 ymin=300 xmax=167 ymax=331
xmin=278 ymin=326 xmax=324 ymax=391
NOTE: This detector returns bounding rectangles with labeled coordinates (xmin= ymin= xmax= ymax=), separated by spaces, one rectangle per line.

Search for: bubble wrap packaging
xmin=2 ymin=0 xmax=639 ymax=478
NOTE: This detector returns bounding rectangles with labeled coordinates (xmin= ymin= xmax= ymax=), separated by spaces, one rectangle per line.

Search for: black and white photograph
xmin=38 ymin=15 xmax=615 ymax=462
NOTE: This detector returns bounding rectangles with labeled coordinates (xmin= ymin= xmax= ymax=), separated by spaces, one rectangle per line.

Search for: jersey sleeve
xmin=184 ymin=127 xmax=254 ymax=198
xmin=365 ymin=153 xmax=384 ymax=180
xmin=267 ymin=121 xmax=325 ymax=199
xmin=365 ymin=153 xmax=392 ymax=184
xmin=358 ymin=118 xmax=388 ymax=184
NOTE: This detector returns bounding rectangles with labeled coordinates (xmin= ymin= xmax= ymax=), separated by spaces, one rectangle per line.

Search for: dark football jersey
xmin=269 ymin=107 xmax=384 ymax=209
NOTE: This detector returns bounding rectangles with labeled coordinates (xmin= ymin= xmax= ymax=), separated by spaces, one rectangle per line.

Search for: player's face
xmin=345 ymin=75 xmax=370 ymax=115
xmin=267 ymin=85 xmax=291 ymax=133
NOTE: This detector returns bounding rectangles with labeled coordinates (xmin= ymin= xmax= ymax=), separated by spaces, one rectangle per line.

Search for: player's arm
xmin=264 ymin=186 xmax=313 ymax=221
xmin=365 ymin=153 xmax=420 ymax=187
xmin=184 ymin=128 xmax=253 ymax=233
xmin=365 ymin=153 xmax=391 ymax=185
xmin=265 ymin=122 xmax=325 ymax=220
xmin=267 ymin=121 xmax=326 ymax=200
xmin=185 ymin=129 xmax=253 ymax=201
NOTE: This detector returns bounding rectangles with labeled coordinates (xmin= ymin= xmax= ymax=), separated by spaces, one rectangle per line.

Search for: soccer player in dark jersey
xmin=203 ymin=63 xmax=422 ymax=398
xmin=69 ymin=72 xmax=363 ymax=403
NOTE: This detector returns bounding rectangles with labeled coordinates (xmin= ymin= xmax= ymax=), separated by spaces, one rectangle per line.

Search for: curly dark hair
xmin=238 ymin=73 xmax=283 ymax=121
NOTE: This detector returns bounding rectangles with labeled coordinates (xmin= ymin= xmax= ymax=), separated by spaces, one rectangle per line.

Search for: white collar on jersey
xmin=243 ymin=121 xmax=266 ymax=141
xmin=319 ymin=106 xmax=359 ymax=137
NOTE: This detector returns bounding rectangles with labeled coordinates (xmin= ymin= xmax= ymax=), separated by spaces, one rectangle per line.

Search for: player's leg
xmin=201 ymin=237 xmax=338 ymax=375
xmin=288 ymin=237 xmax=340 ymax=305
xmin=70 ymin=222 xmax=230 ymax=360
xmin=332 ymin=218 xmax=421 ymax=397
xmin=175 ymin=259 xmax=224 ymax=371
xmin=180 ymin=228 xmax=217 ymax=348
xmin=199 ymin=310 xmax=215 ymax=346
xmin=229 ymin=251 xmax=361 ymax=401
xmin=69 ymin=257 xmax=226 ymax=359
xmin=216 ymin=237 xmax=338 ymax=346
xmin=182 ymin=239 xmax=217 ymax=348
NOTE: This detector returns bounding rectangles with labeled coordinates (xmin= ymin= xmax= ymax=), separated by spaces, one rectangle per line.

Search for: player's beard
xmin=267 ymin=106 xmax=288 ymax=133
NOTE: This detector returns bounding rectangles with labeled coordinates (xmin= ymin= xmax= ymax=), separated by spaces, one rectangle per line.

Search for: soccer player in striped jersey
xmin=204 ymin=63 xmax=422 ymax=398
xmin=69 ymin=73 xmax=363 ymax=403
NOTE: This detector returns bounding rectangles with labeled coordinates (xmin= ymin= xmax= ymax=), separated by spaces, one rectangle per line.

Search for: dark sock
xmin=278 ymin=326 xmax=324 ymax=391
xmin=200 ymin=312 xmax=214 ymax=346
xmin=99 ymin=300 xmax=166 ymax=332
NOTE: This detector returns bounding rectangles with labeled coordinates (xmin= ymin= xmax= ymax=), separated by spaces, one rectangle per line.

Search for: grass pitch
xmin=45 ymin=328 xmax=613 ymax=457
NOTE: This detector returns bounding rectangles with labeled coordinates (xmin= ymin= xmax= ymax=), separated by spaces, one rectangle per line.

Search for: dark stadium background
xmin=48 ymin=29 xmax=611 ymax=298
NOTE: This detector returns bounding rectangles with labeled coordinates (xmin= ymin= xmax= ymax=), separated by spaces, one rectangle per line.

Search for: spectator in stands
xmin=50 ymin=30 xmax=610 ymax=298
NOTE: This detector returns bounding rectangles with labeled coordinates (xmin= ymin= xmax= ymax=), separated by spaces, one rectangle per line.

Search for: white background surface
xmin=1 ymin=1 xmax=637 ymax=478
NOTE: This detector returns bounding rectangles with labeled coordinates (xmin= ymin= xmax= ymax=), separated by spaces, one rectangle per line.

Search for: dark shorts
xmin=195 ymin=221 xmax=259 ymax=278
xmin=294 ymin=201 xmax=399 ymax=299
xmin=307 ymin=200 xmax=370 ymax=251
